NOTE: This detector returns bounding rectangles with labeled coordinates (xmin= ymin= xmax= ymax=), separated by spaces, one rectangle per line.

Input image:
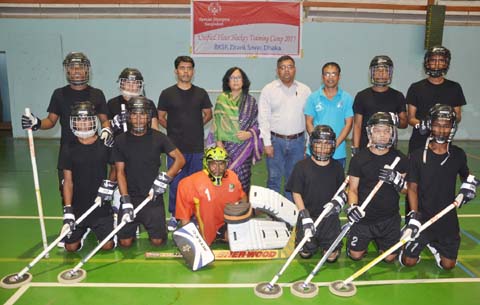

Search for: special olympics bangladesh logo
xmin=208 ymin=2 xmax=222 ymax=15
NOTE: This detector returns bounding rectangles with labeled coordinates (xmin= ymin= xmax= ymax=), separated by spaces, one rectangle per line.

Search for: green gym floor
xmin=0 ymin=137 xmax=479 ymax=305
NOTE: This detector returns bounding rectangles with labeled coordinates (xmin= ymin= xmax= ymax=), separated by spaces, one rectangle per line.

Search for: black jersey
xmin=348 ymin=148 xmax=408 ymax=224
xmin=107 ymin=95 xmax=157 ymax=136
xmin=58 ymin=137 xmax=112 ymax=218
xmin=407 ymin=145 xmax=469 ymax=234
xmin=406 ymin=79 xmax=466 ymax=153
xmin=157 ymin=84 xmax=212 ymax=153
xmin=286 ymin=158 xmax=345 ymax=217
xmin=353 ymin=87 xmax=406 ymax=148
xmin=47 ymin=85 xmax=108 ymax=145
xmin=113 ymin=129 xmax=176 ymax=200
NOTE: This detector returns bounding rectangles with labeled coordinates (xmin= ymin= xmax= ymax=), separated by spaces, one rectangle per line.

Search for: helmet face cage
xmin=203 ymin=147 xmax=230 ymax=186
xmin=63 ymin=52 xmax=91 ymax=86
xmin=369 ymin=56 xmax=393 ymax=87
xmin=366 ymin=112 xmax=396 ymax=150
xmin=424 ymin=46 xmax=451 ymax=78
xmin=310 ymin=125 xmax=336 ymax=161
xmin=126 ymin=98 xmax=152 ymax=135
xmin=118 ymin=68 xmax=144 ymax=97
xmin=70 ymin=102 xmax=98 ymax=139
xmin=427 ymin=104 xmax=457 ymax=143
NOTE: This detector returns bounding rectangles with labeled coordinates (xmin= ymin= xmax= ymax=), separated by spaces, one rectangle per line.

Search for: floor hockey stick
xmin=1 ymin=197 xmax=102 ymax=289
xmin=57 ymin=192 xmax=154 ymax=284
xmin=254 ymin=176 xmax=350 ymax=299
xmin=120 ymin=103 xmax=127 ymax=132
xmin=290 ymin=156 xmax=401 ymax=298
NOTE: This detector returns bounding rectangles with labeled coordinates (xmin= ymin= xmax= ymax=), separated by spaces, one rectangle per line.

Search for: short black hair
xmin=277 ymin=55 xmax=295 ymax=67
xmin=322 ymin=62 xmax=341 ymax=74
xmin=222 ymin=67 xmax=251 ymax=94
xmin=174 ymin=56 xmax=195 ymax=69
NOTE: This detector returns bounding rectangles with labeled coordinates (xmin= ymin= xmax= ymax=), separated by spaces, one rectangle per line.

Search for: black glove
xmin=151 ymin=172 xmax=172 ymax=200
xmin=347 ymin=204 xmax=365 ymax=223
xmin=21 ymin=113 xmax=41 ymax=131
xmin=415 ymin=120 xmax=429 ymax=136
xmin=63 ymin=205 xmax=76 ymax=237
xmin=351 ymin=146 xmax=359 ymax=157
xmin=120 ymin=195 xmax=134 ymax=223
xmin=458 ymin=175 xmax=479 ymax=208
xmin=110 ymin=113 xmax=127 ymax=132
xmin=379 ymin=168 xmax=405 ymax=192
xmin=97 ymin=179 xmax=117 ymax=204
xmin=324 ymin=190 xmax=347 ymax=216
xmin=100 ymin=127 xmax=114 ymax=147
xmin=299 ymin=209 xmax=315 ymax=237
xmin=404 ymin=211 xmax=422 ymax=240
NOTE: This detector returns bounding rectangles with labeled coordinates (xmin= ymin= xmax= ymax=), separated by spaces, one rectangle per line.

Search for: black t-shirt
xmin=47 ymin=85 xmax=108 ymax=145
xmin=112 ymin=129 xmax=176 ymax=200
xmin=407 ymin=145 xmax=469 ymax=234
xmin=58 ymin=137 xmax=112 ymax=218
xmin=286 ymin=158 xmax=345 ymax=218
xmin=157 ymin=84 xmax=212 ymax=153
xmin=348 ymin=148 xmax=408 ymax=224
xmin=353 ymin=87 xmax=406 ymax=148
xmin=406 ymin=79 xmax=466 ymax=153
xmin=107 ymin=95 xmax=157 ymax=137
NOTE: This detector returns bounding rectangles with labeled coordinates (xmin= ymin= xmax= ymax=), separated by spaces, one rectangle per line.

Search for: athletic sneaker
xmin=167 ymin=217 xmax=178 ymax=232
xmin=426 ymin=243 xmax=443 ymax=269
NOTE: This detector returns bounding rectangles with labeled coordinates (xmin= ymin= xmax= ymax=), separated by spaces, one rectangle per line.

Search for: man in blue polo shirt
xmin=304 ymin=62 xmax=353 ymax=167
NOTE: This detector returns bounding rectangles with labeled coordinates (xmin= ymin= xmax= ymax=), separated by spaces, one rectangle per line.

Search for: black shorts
xmin=295 ymin=214 xmax=342 ymax=253
xmin=117 ymin=196 xmax=167 ymax=240
xmin=65 ymin=214 xmax=114 ymax=244
xmin=347 ymin=214 xmax=401 ymax=253
xmin=403 ymin=229 xmax=461 ymax=260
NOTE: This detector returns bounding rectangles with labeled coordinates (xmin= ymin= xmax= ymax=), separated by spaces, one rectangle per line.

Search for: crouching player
xmin=60 ymin=101 xmax=117 ymax=252
xmin=346 ymin=112 xmax=408 ymax=263
xmin=113 ymin=97 xmax=185 ymax=248
xmin=400 ymin=104 xmax=478 ymax=270
xmin=286 ymin=125 xmax=347 ymax=261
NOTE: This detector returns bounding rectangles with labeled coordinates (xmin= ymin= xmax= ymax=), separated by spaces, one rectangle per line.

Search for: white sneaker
xmin=167 ymin=217 xmax=178 ymax=232
xmin=426 ymin=243 xmax=442 ymax=269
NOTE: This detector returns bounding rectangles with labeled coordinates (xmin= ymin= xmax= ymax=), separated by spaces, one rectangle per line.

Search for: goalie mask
xmin=310 ymin=125 xmax=336 ymax=161
xmin=118 ymin=68 xmax=144 ymax=98
xmin=424 ymin=46 xmax=451 ymax=78
xmin=70 ymin=101 xmax=98 ymax=139
xmin=126 ymin=96 xmax=152 ymax=136
xmin=366 ymin=112 xmax=397 ymax=150
xmin=63 ymin=52 xmax=90 ymax=86
xmin=369 ymin=55 xmax=393 ymax=87
xmin=203 ymin=147 xmax=229 ymax=186
xmin=427 ymin=104 xmax=457 ymax=144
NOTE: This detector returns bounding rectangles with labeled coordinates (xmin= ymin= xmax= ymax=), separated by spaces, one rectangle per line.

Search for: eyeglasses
xmin=229 ymin=76 xmax=242 ymax=81
xmin=278 ymin=65 xmax=295 ymax=71
xmin=323 ymin=72 xmax=338 ymax=77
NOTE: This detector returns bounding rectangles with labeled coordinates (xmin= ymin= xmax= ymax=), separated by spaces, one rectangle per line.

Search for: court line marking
xmin=458 ymin=261 xmax=479 ymax=278
xmin=461 ymin=229 xmax=480 ymax=244
xmin=4 ymin=283 xmax=29 ymax=305
xmin=466 ymin=153 xmax=480 ymax=161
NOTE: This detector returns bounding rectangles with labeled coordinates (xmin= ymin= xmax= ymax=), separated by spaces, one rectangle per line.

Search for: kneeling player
xmin=113 ymin=97 xmax=185 ymax=248
xmin=60 ymin=101 xmax=117 ymax=252
xmin=346 ymin=112 xmax=408 ymax=263
xmin=286 ymin=125 xmax=347 ymax=261
xmin=400 ymin=104 xmax=477 ymax=270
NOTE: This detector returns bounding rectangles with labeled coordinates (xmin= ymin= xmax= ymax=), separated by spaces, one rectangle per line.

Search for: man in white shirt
xmin=258 ymin=55 xmax=311 ymax=201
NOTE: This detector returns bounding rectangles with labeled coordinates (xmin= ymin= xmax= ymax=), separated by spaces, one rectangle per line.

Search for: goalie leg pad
xmin=173 ymin=222 xmax=215 ymax=271
xmin=224 ymin=201 xmax=253 ymax=224
xmin=228 ymin=219 xmax=291 ymax=251
xmin=249 ymin=186 xmax=298 ymax=227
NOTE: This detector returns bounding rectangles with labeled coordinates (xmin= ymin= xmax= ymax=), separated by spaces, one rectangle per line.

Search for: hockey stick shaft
xmin=25 ymin=108 xmax=49 ymax=257
xmin=16 ymin=197 xmax=102 ymax=278
xmin=70 ymin=192 xmax=153 ymax=274
xmin=120 ymin=104 xmax=127 ymax=132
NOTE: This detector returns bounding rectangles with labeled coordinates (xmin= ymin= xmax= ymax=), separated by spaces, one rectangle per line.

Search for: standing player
xmin=352 ymin=55 xmax=407 ymax=154
xmin=175 ymin=146 xmax=247 ymax=246
xmin=346 ymin=112 xmax=408 ymax=263
xmin=157 ymin=56 xmax=213 ymax=231
xmin=400 ymin=104 xmax=477 ymax=270
xmin=113 ymin=97 xmax=185 ymax=248
xmin=59 ymin=101 xmax=116 ymax=252
xmin=286 ymin=125 xmax=347 ymax=260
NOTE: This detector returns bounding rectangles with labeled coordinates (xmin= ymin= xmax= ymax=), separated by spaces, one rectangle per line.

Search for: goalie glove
xmin=415 ymin=119 xmax=429 ymax=136
xmin=63 ymin=205 xmax=76 ymax=237
xmin=458 ymin=175 xmax=479 ymax=208
xmin=120 ymin=195 xmax=134 ymax=223
xmin=110 ymin=113 xmax=127 ymax=132
xmin=97 ymin=179 xmax=117 ymax=204
xmin=21 ymin=113 xmax=41 ymax=131
xmin=347 ymin=204 xmax=365 ymax=224
xmin=100 ymin=127 xmax=115 ymax=147
xmin=379 ymin=168 xmax=405 ymax=192
xmin=151 ymin=172 xmax=172 ymax=200
xmin=403 ymin=211 xmax=422 ymax=240
xmin=323 ymin=190 xmax=347 ymax=217
xmin=299 ymin=209 xmax=315 ymax=238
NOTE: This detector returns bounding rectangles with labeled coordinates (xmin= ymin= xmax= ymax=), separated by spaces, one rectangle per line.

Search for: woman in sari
xmin=213 ymin=67 xmax=262 ymax=195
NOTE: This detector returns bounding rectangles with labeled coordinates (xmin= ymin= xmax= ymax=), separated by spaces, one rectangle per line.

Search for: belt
xmin=271 ymin=131 xmax=304 ymax=140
